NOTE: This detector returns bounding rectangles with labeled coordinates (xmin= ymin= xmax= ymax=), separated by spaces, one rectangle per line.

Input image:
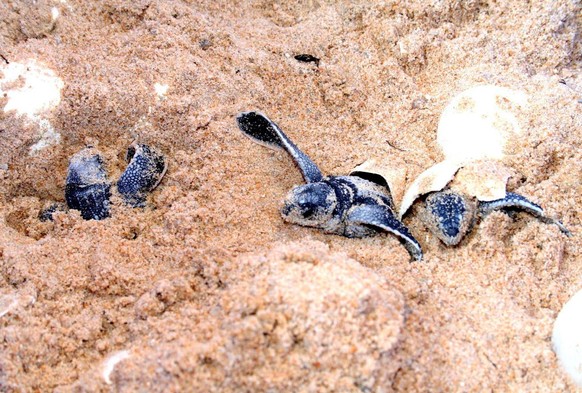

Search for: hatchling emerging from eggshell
xmin=236 ymin=111 xmax=423 ymax=261
xmin=360 ymin=85 xmax=571 ymax=246
xmin=397 ymin=160 xmax=571 ymax=246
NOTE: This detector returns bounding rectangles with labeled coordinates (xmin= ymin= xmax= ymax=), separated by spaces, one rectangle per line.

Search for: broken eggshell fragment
xmin=65 ymin=147 xmax=111 ymax=220
xmin=350 ymin=157 xmax=407 ymax=211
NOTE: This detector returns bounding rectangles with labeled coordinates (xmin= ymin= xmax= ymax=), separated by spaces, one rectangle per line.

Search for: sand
xmin=0 ymin=0 xmax=581 ymax=391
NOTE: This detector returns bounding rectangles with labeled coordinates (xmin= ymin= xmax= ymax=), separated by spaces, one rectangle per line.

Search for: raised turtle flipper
xmin=479 ymin=192 xmax=571 ymax=236
xmin=347 ymin=204 xmax=423 ymax=261
xmin=236 ymin=111 xmax=323 ymax=183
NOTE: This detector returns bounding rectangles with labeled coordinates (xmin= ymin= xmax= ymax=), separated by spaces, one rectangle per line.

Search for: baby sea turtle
xmin=43 ymin=143 xmax=167 ymax=221
xmin=416 ymin=180 xmax=571 ymax=246
xmin=236 ymin=111 xmax=422 ymax=261
xmin=65 ymin=147 xmax=112 ymax=220
xmin=392 ymin=85 xmax=571 ymax=246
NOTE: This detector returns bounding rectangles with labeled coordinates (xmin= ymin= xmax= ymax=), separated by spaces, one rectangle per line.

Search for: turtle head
xmin=281 ymin=182 xmax=337 ymax=228
xmin=421 ymin=190 xmax=476 ymax=246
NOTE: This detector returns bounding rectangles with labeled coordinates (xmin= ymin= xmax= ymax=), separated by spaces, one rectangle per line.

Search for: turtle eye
xmin=301 ymin=206 xmax=315 ymax=218
xmin=298 ymin=199 xmax=317 ymax=219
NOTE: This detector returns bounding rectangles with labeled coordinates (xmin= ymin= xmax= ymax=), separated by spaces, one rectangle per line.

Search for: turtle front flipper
xmin=236 ymin=111 xmax=323 ymax=183
xmin=347 ymin=204 xmax=423 ymax=261
xmin=479 ymin=192 xmax=571 ymax=236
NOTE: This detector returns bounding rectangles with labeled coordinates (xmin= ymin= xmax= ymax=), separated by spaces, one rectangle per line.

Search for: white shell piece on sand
xmin=0 ymin=294 xmax=19 ymax=318
xmin=437 ymin=85 xmax=527 ymax=163
xmin=552 ymin=289 xmax=582 ymax=387
xmin=449 ymin=161 xmax=511 ymax=202
xmin=102 ymin=350 xmax=132 ymax=384
xmin=351 ymin=158 xmax=407 ymax=209
xmin=0 ymin=290 xmax=36 ymax=319
xmin=154 ymin=82 xmax=169 ymax=99
xmin=399 ymin=160 xmax=460 ymax=218
xmin=0 ymin=60 xmax=64 ymax=153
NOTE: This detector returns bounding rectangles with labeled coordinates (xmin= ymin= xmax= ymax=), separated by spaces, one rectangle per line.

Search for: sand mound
xmin=66 ymin=241 xmax=404 ymax=392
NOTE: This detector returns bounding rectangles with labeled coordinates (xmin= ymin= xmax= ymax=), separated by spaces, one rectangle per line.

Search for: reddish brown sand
xmin=1 ymin=0 xmax=581 ymax=391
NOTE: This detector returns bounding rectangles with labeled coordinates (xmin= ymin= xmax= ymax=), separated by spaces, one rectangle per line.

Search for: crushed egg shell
xmin=399 ymin=160 xmax=460 ymax=218
xmin=351 ymin=157 xmax=408 ymax=209
xmin=154 ymin=82 xmax=169 ymax=99
xmin=102 ymin=350 xmax=132 ymax=384
xmin=0 ymin=294 xmax=18 ymax=318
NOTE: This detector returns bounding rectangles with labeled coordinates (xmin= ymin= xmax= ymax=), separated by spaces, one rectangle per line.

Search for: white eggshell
xmin=0 ymin=60 xmax=64 ymax=153
xmin=0 ymin=60 xmax=64 ymax=118
xmin=552 ymin=289 xmax=582 ymax=387
xmin=102 ymin=350 xmax=132 ymax=384
xmin=0 ymin=294 xmax=18 ymax=318
xmin=437 ymin=85 xmax=527 ymax=163
xmin=398 ymin=160 xmax=460 ymax=218
xmin=450 ymin=161 xmax=511 ymax=201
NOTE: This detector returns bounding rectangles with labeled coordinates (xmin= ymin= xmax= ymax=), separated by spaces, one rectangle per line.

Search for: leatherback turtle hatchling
xmin=393 ymin=85 xmax=571 ymax=246
xmin=236 ymin=111 xmax=423 ymax=261
xmin=409 ymin=176 xmax=571 ymax=246
xmin=43 ymin=142 xmax=167 ymax=221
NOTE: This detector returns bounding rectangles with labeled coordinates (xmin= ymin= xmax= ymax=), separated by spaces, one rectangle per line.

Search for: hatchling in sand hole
xmin=42 ymin=142 xmax=167 ymax=221
xmin=358 ymin=85 xmax=571 ymax=247
xmin=236 ymin=111 xmax=423 ymax=261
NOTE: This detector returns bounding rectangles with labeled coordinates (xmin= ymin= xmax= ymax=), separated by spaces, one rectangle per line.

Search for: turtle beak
xmin=281 ymin=201 xmax=293 ymax=217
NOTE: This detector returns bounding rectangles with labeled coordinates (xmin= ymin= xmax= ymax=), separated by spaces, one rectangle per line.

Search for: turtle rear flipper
xmin=236 ymin=111 xmax=323 ymax=183
xmin=479 ymin=192 xmax=571 ymax=236
xmin=347 ymin=204 xmax=423 ymax=261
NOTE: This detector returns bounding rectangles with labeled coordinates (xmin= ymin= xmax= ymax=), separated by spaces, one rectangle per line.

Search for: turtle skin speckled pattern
xmin=54 ymin=144 xmax=166 ymax=221
xmin=117 ymin=144 xmax=167 ymax=207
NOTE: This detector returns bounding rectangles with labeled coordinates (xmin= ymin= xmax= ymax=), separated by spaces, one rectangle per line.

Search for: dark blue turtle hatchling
xmin=420 ymin=189 xmax=571 ymax=246
xmin=43 ymin=143 xmax=167 ymax=221
xmin=236 ymin=111 xmax=423 ymax=261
